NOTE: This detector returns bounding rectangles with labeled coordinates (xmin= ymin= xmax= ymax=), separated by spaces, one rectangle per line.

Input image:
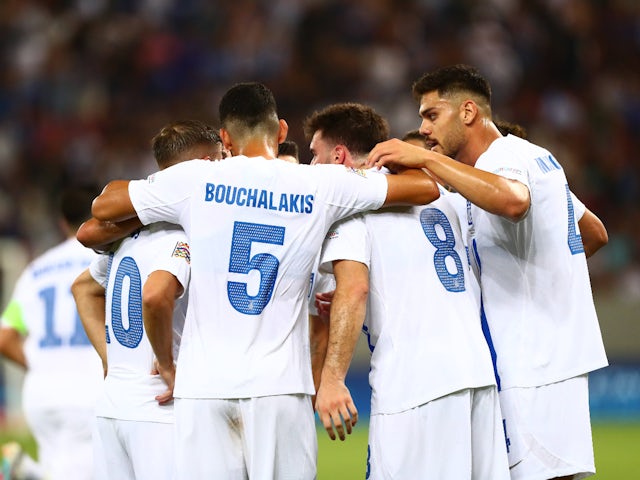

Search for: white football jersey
xmin=0 ymin=238 xmax=103 ymax=410
xmin=320 ymin=194 xmax=497 ymax=415
xmin=128 ymin=157 xmax=387 ymax=398
xmin=470 ymin=134 xmax=607 ymax=389
xmin=90 ymin=222 xmax=190 ymax=422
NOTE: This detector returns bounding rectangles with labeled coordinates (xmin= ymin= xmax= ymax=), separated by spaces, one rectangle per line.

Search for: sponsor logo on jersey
xmin=171 ymin=241 xmax=191 ymax=264
xmin=326 ymin=229 xmax=339 ymax=240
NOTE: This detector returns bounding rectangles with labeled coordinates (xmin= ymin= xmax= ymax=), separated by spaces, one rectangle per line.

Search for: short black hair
xmin=278 ymin=140 xmax=299 ymax=160
xmin=59 ymin=184 xmax=102 ymax=228
xmin=303 ymin=102 xmax=389 ymax=155
xmin=412 ymin=64 xmax=491 ymax=105
xmin=218 ymin=82 xmax=278 ymax=128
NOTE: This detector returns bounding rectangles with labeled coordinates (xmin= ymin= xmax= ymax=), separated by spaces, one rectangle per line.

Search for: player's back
xmin=472 ymin=134 xmax=607 ymax=388
xmin=14 ymin=238 xmax=102 ymax=409
xmin=93 ymin=222 xmax=189 ymax=422
xmin=361 ymin=195 xmax=496 ymax=414
xmin=128 ymin=157 xmax=387 ymax=400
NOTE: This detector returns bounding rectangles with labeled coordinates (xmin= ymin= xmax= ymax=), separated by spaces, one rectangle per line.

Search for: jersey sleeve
xmin=319 ymin=214 xmax=370 ymax=273
xmin=89 ymin=253 xmax=111 ymax=288
xmin=128 ymin=161 xmax=200 ymax=226
xmin=315 ymin=165 xmax=387 ymax=216
xmin=147 ymin=229 xmax=191 ymax=295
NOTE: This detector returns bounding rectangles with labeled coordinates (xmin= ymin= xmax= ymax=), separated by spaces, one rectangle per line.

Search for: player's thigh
xmin=501 ymin=374 xmax=595 ymax=480
xmin=174 ymin=398 xmax=247 ymax=480
xmin=94 ymin=417 xmax=135 ymax=480
xmin=241 ymin=394 xmax=316 ymax=480
xmin=24 ymin=406 xmax=95 ymax=479
xmin=369 ymin=389 xmax=477 ymax=479
xmin=470 ymin=385 xmax=510 ymax=480
xmin=122 ymin=420 xmax=175 ymax=480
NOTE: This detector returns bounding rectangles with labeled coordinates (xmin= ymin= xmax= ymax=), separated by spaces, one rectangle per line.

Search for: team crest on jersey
xmin=171 ymin=241 xmax=190 ymax=264
xmin=345 ymin=166 xmax=367 ymax=178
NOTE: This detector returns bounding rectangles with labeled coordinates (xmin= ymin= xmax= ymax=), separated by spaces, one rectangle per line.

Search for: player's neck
xmin=236 ymin=138 xmax=278 ymax=160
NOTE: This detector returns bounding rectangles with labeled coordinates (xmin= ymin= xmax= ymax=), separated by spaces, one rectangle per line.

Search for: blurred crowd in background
xmin=0 ymin=0 xmax=638 ymax=296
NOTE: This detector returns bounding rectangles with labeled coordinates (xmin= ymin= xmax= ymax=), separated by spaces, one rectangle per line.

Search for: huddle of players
xmin=16 ymin=65 xmax=605 ymax=480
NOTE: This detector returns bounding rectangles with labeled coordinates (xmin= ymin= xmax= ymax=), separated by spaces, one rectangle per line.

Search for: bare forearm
xmin=92 ymin=180 xmax=137 ymax=222
xmin=579 ymin=208 xmax=608 ymax=258
xmin=0 ymin=329 xmax=27 ymax=369
xmin=422 ymin=153 xmax=530 ymax=221
xmin=77 ymin=217 xmax=142 ymax=251
xmin=320 ymin=275 xmax=367 ymax=383
xmin=71 ymin=270 xmax=107 ymax=368
xmin=310 ymin=314 xmax=329 ymax=393
xmin=143 ymin=300 xmax=174 ymax=368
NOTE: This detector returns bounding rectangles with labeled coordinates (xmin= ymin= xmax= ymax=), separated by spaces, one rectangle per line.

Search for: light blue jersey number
xmin=228 ymin=221 xmax=285 ymax=315
xmin=38 ymin=286 xmax=91 ymax=348
xmin=419 ymin=207 xmax=465 ymax=292
xmin=566 ymin=185 xmax=584 ymax=255
xmin=110 ymin=256 xmax=143 ymax=348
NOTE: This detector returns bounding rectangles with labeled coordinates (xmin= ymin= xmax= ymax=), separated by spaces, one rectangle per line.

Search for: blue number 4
xmin=228 ymin=221 xmax=285 ymax=315
xmin=566 ymin=185 xmax=584 ymax=255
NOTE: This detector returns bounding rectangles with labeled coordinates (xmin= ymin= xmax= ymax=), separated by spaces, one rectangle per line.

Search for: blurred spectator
xmin=0 ymin=0 xmax=638 ymax=296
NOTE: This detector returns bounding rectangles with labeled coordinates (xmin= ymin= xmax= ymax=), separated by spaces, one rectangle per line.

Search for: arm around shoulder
xmin=383 ymin=168 xmax=440 ymax=207
xmin=92 ymin=180 xmax=136 ymax=222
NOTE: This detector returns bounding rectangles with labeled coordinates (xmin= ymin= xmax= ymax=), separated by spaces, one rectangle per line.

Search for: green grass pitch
xmin=1 ymin=421 xmax=638 ymax=478
xmin=317 ymin=421 xmax=640 ymax=479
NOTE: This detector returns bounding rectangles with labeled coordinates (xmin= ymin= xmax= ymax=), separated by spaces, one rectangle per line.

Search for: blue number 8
xmin=420 ymin=208 xmax=465 ymax=292
xmin=111 ymin=256 xmax=144 ymax=348
xmin=228 ymin=221 xmax=285 ymax=315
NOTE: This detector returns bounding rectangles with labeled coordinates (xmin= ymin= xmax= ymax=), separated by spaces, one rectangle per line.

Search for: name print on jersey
xmin=204 ymin=183 xmax=314 ymax=214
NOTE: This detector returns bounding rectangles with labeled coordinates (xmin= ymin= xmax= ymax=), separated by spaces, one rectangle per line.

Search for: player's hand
xmin=315 ymin=290 xmax=335 ymax=320
xmin=367 ymin=138 xmax=428 ymax=170
xmin=315 ymin=378 xmax=358 ymax=441
xmin=152 ymin=358 xmax=175 ymax=405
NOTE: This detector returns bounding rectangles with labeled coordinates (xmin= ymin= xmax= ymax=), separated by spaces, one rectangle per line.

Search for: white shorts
xmin=500 ymin=374 xmax=595 ymax=480
xmin=174 ymin=394 xmax=317 ymax=480
xmin=368 ymin=386 xmax=510 ymax=480
xmin=94 ymin=417 xmax=175 ymax=480
xmin=23 ymin=405 xmax=94 ymax=480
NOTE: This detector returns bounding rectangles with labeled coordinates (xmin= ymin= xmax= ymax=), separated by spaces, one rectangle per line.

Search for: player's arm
xmin=578 ymin=208 xmax=608 ymax=258
xmin=0 ymin=326 xmax=27 ymax=369
xmin=143 ymin=270 xmax=183 ymax=405
xmin=382 ymin=167 xmax=440 ymax=207
xmin=370 ymin=139 xmax=530 ymax=221
xmin=310 ymin=312 xmax=329 ymax=398
xmin=77 ymin=217 xmax=142 ymax=252
xmin=71 ymin=268 xmax=108 ymax=376
xmin=315 ymin=260 xmax=368 ymax=441
xmin=91 ymin=180 xmax=137 ymax=223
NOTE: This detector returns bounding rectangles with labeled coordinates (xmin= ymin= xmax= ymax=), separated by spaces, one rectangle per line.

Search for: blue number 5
xmin=228 ymin=221 xmax=285 ymax=315
xmin=566 ymin=185 xmax=584 ymax=255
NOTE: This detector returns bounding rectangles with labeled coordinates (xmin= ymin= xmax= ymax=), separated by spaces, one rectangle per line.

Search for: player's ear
xmin=277 ymin=119 xmax=289 ymax=144
xmin=220 ymin=128 xmax=233 ymax=151
xmin=460 ymin=100 xmax=478 ymax=126
xmin=334 ymin=145 xmax=347 ymax=165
